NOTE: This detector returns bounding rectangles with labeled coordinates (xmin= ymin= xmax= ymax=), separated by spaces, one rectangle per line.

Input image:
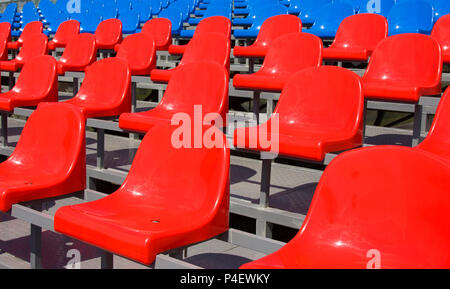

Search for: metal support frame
xmin=8 ymin=71 xmax=14 ymax=90
xmin=97 ymin=128 xmax=105 ymax=169
xmin=73 ymin=77 xmax=79 ymax=96
xmin=412 ymin=103 xmax=423 ymax=147
xmin=1 ymin=111 xmax=8 ymax=147
xmin=100 ymin=251 xmax=114 ymax=269
xmin=253 ymin=91 xmax=260 ymax=123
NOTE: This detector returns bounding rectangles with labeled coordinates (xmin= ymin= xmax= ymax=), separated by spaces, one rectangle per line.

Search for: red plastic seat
xmin=120 ymin=62 xmax=228 ymax=133
xmin=0 ymin=102 xmax=86 ymax=212
xmin=0 ymin=33 xmax=48 ymax=71
xmin=63 ymin=58 xmax=131 ymax=118
xmin=0 ymin=33 xmax=9 ymax=61
xmin=47 ymin=20 xmax=80 ymax=51
xmin=7 ymin=21 xmax=43 ymax=50
xmin=168 ymin=16 xmax=231 ymax=55
xmin=323 ymin=14 xmax=388 ymax=62
xmin=115 ymin=33 xmax=157 ymax=75
xmin=362 ymin=33 xmax=442 ymax=103
xmin=94 ymin=19 xmax=123 ymax=50
xmin=416 ymin=87 xmax=450 ymax=161
xmin=431 ymin=14 xmax=450 ymax=65
xmin=234 ymin=66 xmax=364 ymax=161
xmin=56 ymin=33 xmax=97 ymax=75
xmin=141 ymin=18 xmax=172 ymax=51
xmin=241 ymin=145 xmax=450 ymax=269
xmin=0 ymin=22 xmax=12 ymax=42
xmin=54 ymin=124 xmax=229 ymax=265
xmin=233 ymin=15 xmax=302 ymax=58
xmin=0 ymin=55 xmax=58 ymax=111
xmin=150 ymin=32 xmax=230 ymax=83
xmin=233 ymin=32 xmax=322 ymax=92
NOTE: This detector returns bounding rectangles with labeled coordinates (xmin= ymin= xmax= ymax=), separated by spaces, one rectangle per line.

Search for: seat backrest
xmin=252 ymin=15 xmax=302 ymax=48
xmin=194 ymin=16 xmax=231 ymax=38
xmin=248 ymin=4 xmax=289 ymax=30
xmin=158 ymin=62 xmax=229 ymax=122
xmin=431 ymin=14 xmax=450 ymax=56
xmin=362 ymin=33 xmax=442 ymax=86
xmin=9 ymin=102 xmax=86 ymax=177
xmin=330 ymin=13 xmax=388 ymax=53
xmin=387 ymin=0 xmax=434 ymax=35
xmin=116 ymin=33 xmax=156 ymax=75
xmin=434 ymin=0 xmax=450 ymax=21
xmin=309 ymin=1 xmax=355 ymax=32
xmin=16 ymin=33 xmax=48 ymax=62
xmin=259 ymin=32 xmax=322 ymax=76
xmin=13 ymin=55 xmax=58 ymax=99
xmin=416 ymin=87 xmax=450 ymax=161
xmin=179 ymin=32 xmax=230 ymax=70
xmin=158 ymin=8 xmax=183 ymax=34
xmin=274 ymin=66 xmax=363 ymax=134
xmin=17 ymin=21 xmax=43 ymax=43
xmin=141 ymin=18 xmax=172 ymax=50
xmin=60 ymin=33 xmax=97 ymax=67
xmin=52 ymin=20 xmax=80 ymax=45
xmin=0 ymin=22 xmax=11 ymax=42
xmin=358 ymin=0 xmax=395 ymax=16
xmin=117 ymin=123 xmax=229 ymax=219
xmin=276 ymin=145 xmax=450 ymax=268
xmin=95 ymin=18 xmax=123 ymax=45
xmin=75 ymin=57 xmax=131 ymax=109
xmin=0 ymin=33 xmax=8 ymax=60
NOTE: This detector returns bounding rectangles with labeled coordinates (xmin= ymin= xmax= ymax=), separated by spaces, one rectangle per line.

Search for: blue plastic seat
xmin=159 ymin=8 xmax=183 ymax=35
xmin=150 ymin=0 xmax=162 ymax=15
xmin=118 ymin=9 xmax=140 ymax=34
xmin=433 ymin=0 xmax=450 ymax=21
xmin=388 ymin=0 xmax=434 ymax=35
xmin=358 ymin=0 xmax=395 ymax=17
xmin=188 ymin=6 xmax=232 ymax=26
xmin=233 ymin=5 xmax=289 ymax=38
xmin=304 ymin=1 xmax=355 ymax=39
xmin=288 ymin=0 xmax=332 ymax=25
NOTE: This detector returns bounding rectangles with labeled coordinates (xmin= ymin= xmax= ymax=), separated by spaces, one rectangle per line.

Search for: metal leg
xmin=8 ymin=71 xmax=14 ymax=90
xmin=158 ymin=89 xmax=164 ymax=102
xmin=1 ymin=112 xmax=7 ymax=147
xmin=100 ymin=251 xmax=113 ymax=269
xmin=266 ymin=98 xmax=273 ymax=118
xmin=256 ymin=219 xmax=273 ymax=238
xmin=260 ymin=159 xmax=272 ymax=208
xmin=168 ymin=247 xmax=184 ymax=259
xmin=129 ymin=82 xmax=139 ymax=140
xmin=412 ymin=104 xmax=423 ymax=147
xmin=253 ymin=91 xmax=260 ymax=124
xmin=30 ymin=224 xmax=42 ymax=269
xmin=73 ymin=77 xmax=79 ymax=96
xmin=362 ymin=99 xmax=368 ymax=143
xmin=97 ymin=128 xmax=105 ymax=169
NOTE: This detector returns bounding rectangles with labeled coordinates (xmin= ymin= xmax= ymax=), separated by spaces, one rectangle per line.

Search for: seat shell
xmin=57 ymin=33 xmax=97 ymax=75
xmin=141 ymin=18 xmax=172 ymax=51
xmin=7 ymin=21 xmax=43 ymax=49
xmin=0 ymin=33 xmax=48 ymax=71
xmin=54 ymin=124 xmax=229 ymax=265
xmin=47 ymin=20 xmax=80 ymax=50
xmin=94 ymin=19 xmax=123 ymax=50
xmin=0 ymin=102 xmax=86 ymax=212
xmin=115 ymin=33 xmax=157 ymax=75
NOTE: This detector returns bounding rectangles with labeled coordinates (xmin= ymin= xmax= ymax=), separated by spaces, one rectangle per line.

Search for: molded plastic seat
xmin=150 ymin=32 xmax=230 ymax=83
xmin=387 ymin=0 xmax=434 ymax=35
xmin=241 ymin=145 xmax=450 ymax=269
xmin=416 ymin=87 xmax=450 ymax=161
xmin=56 ymin=33 xmax=97 ymax=75
xmin=233 ymin=5 xmax=289 ymax=38
xmin=0 ymin=22 xmax=12 ymax=42
xmin=7 ymin=21 xmax=43 ymax=49
xmin=362 ymin=33 xmax=442 ymax=103
xmin=115 ymin=33 xmax=157 ymax=75
xmin=433 ymin=1 xmax=450 ymax=21
xmin=0 ymin=55 xmax=58 ymax=111
xmin=141 ymin=18 xmax=172 ymax=50
xmin=54 ymin=123 xmax=229 ymax=265
xmin=63 ymin=58 xmax=131 ymax=118
xmin=0 ymin=33 xmax=8 ymax=61
xmin=289 ymin=0 xmax=332 ymax=24
xmin=233 ymin=33 xmax=322 ymax=92
xmin=158 ymin=8 xmax=183 ymax=35
xmin=94 ymin=18 xmax=123 ymax=50
xmin=120 ymin=62 xmax=228 ymax=133
xmin=233 ymin=15 xmax=302 ymax=58
xmin=358 ymin=0 xmax=395 ymax=17
xmin=0 ymin=33 xmax=48 ymax=72
xmin=47 ymin=20 xmax=80 ymax=50
xmin=0 ymin=102 xmax=86 ymax=212
xmin=118 ymin=9 xmax=140 ymax=34
xmin=169 ymin=16 xmax=231 ymax=55
xmin=431 ymin=14 xmax=450 ymax=64
xmin=234 ymin=66 xmax=364 ymax=161
xmin=187 ymin=5 xmax=232 ymax=28
xmin=323 ymin=13 xmax=388 ymax=61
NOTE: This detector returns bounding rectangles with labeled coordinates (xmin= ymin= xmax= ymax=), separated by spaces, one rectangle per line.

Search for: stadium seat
xmin=358 ymin=0 xmax=395 ymax=17
xmin=56 ymin=33 xmax=97 ymax=75
xmin=187 ymin=5 xmax=232 ymax=28
xmin=119 ymin=62 xmax=229 ymax=133
xmin=62 ymin=58 xmax=131 ymax=118
xmin=0 ymin=22 xmax=11 ymax=42
xmin=234 ymin=66 xmax=363 ymax=161
xmin=0 ymin=33 xmax=48 ymax=72
xmin=431 ymin=14 xmax=450 ymax=64
xmin=0 ymin=102 xmax=86 ymax=212
xmin=323 ymin=13 xmax=388 ymax=62
xmin=288 ymin=0 xmax=332 ymax=24
xmin=118 ymin=9 xmax=140 ymax=34
xmin=433 ymin=0 xmax=450 ymax=21
xmin=54 ymin=123 xmax=230 ymax=265
xmin=47 ymin=20 xmax=80 ymax=51
xmin=169 ymin=16 xmax=231 ymax=55
xmin=233 ymin=32 xmax=322 ymax=92
xmin=115 ymin=33 xmax=157 ymax=75
xmin=94 ymin=19 xmax=123 ymax=50
xmin=0 ymin=55 xmax=58 ymax=112
xmin=7 ymin=21 xmax=43 ymax=50
xmin=241 ymin=145 xmax=450 ymax=269
xmin=362 ymin=33 xmax=442 ymax=103
xmin=141 ymin=18 xmax=172 ymax=51
xmin=158 ymin=8 xmax=183 ymax=35
xmin=0 ymin=33 xmax=8 ymax=61
xmin=233 ymin=5 xmax=289 ymax=38
xmin=387 ymin=0 xmax=434 ymax=35
xmin=416 ymin=87 xmax=450 ymax=161
xmin=233 ymin=15 xmax=302 ymax=58
xmin=150 ymin=32 xmax=230 ymax=83
xmin=305 ymin=1 xmax=355 ymax=39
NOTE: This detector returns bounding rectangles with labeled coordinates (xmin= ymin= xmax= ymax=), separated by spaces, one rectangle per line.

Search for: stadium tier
xmin=0 ymin=0 xmax=448 ymax=271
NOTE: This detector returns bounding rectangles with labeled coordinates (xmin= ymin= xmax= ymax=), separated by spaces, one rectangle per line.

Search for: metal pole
xmin=100 ymin=251 xmax=113 ymax=269
xmin=97 ymin=128 xmax=105 ymax=169
xmin=1 ymin=112 xmax=7 ymax=147
xmin=412 ymin=103 xmax=423 ymax=147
